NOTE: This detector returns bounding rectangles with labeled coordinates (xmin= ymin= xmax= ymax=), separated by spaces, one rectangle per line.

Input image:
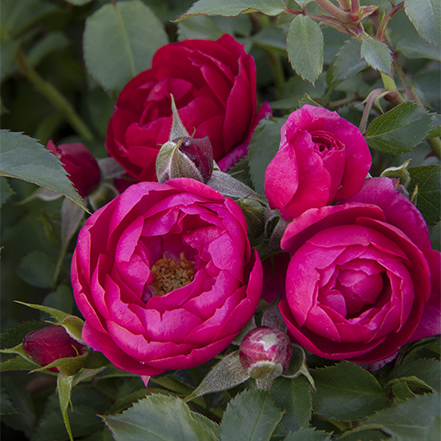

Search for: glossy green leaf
xmin=311 ymin=361 xmax=390 ymax=421
xmin=405 ymin=0 xmax=441 ymax=46
xmin=0 ymin=131 xmax=84 ymax=206
xmin=177 ymin=0 xmax=287 ymax=20
xmin=84 ymin=0 xmax=168 ymax=92
xmin=248 ymin=117 xmax=285 ymax=194
xmin=333 ymin=38 xmax=366 ymax=80
xmin=361 ymin=37 xmax=392 ymax=76
xmin=408 ymin=165 xmax=441 ymax=225
xmin=388 ymin=359 xmax=441 ymax=393
xmin=284 ymin=428 xmax=332 ymax=441
xmin=365 ymin=102 xmax=433 ymax=153
xmin=270 ymin=376 xmax=312 ymax=433
xmin=396 ymin=34 xmax=441 ymax=61
xmin=359 ymin=392 xmax=440 ymax=440
xmin=287 ymin=15 xmax=324 ymax=83
xmin=104 ymin=394 xmax=215 ymax=441
xmin=220 ymin=389 xmax=284 ymax=441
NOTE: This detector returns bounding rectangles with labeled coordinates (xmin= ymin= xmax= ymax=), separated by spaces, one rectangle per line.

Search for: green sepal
xmin=57 ymin=373 xmax=75 ymax=441
xmin=15 ymin=301 xmax=84 ymax=343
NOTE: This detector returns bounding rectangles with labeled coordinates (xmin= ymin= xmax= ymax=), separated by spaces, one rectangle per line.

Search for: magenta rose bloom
xmin=279 ymin=177 xmax=440 ymax=363
xmin=106 ymin=34 xmax=271 ymax=181
xmin=265 ymin=105 xmax=372 ymax=221
xmin=47 ymin=140 xmax=101 ymax=198
xmin=71 ymin=178 xmax=263 ymax=376
xmin=23 ymin=325 xmax=86 ymax=373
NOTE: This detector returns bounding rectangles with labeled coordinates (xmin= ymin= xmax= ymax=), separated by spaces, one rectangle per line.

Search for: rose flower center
xmin=147 ymin=252 xmax=195 ymax=298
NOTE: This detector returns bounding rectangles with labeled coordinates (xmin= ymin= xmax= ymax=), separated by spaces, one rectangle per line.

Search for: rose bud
xmin=239 ymin=326 xmax=293 ymax=382
xmin=23 ymin=325 xmax=86 ymax=373
xmin=156 ymin=136 xmax=214 ymax=184
xmin=47 ymin=140 xmax=101 ymax=198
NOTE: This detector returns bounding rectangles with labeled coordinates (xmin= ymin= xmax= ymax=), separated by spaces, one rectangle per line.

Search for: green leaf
xmin=248 ymin=117 xmax=285 ymax=194
xmin=405 ymin=0 xmax=441 ymax=46
xmin=0 ymin=320 xmax=48 ymax=350
xmin=220 ymin=389 xmax=284 ymax=441
xmin=284 ymin=427 xmax=332 ymax=441
xmin=0 ymin=355 xmax=39 ymax=373
xmin=0 ymin=131 xmax=84 ymax=206
xmin=360 ymin=37 xmax=392 ymax=76
xmin=191 ymin=413 xmax=220 ymax=441
xmin=1 ymin=386 xmax=18 ymax=415
xmin=0 ymin=176 xmax=14 ymax=206
xmin=185 ymin=351 xmax=250 ymax=401
xmin=388 ymin=359 xmax=441 ymax=393
xmin=1 ymin=40 xmax=19 ymax=82
xmin=287 ymin=15 xmax=324 ymax=84
xmin=333 ymin=38 xmax=367 ymax=80
xmin=58 ymin=374 xmax=75 ymax=441
xmin=103 ymin=394 xmax=215 ymax=441
xmin=270 ymin=376 xmax=312 ymax=433
xmin=408 ymin=165 xmax=441 ymax=225
xmin=65 ymin=0 xmax=93 ymax=5
xmin=15 ymin=301 xmax=84 ymax=343
xmin=427 ymin=114 xmax=441 ymax=139
xmin=311 ymin=361 xmax=390 ymax=421
xmin=365 ymin=102 xmax=433 ymax=153
xmin=177 ymin=0 xmax=287 ymax=20
xmin=27 ymin=31 xmax=70 ymax=67
xmin=0 ymin=0 xmax=58 ymax=39
xmin=359 ymin=392 xmax=441 ymax=440
xmin=83 ymin=0 xmax=168 ymax=92
xmin=17 ymin=250 xmax=56 ymax=288
xmin=396 ymin=34 xmax=441 ymax=61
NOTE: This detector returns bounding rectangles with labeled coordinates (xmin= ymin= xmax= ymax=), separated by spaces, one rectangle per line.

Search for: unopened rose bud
xmin=47 ymin=141 xmax=101 ymax=198
xmin=239 ymin=326 xmax=292 ymax=382
xmin=23 ymin=325 xmax=86 ymax=373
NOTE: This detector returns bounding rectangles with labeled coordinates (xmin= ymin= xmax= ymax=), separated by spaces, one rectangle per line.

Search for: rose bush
xmin=71 ymin=178 xmax=263 ymax=376
xmin=106 ymin=34 xmax=271 ymax=181
xmin=47 ymin=140 xmax=101 ymax=198
xmin=265 ymin=105 xmax=372 ymax=221
xmin=279 ymin=177 xmax=440 ymax=363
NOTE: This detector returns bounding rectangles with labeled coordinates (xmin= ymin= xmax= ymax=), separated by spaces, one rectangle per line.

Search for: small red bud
xmin=22 ymin=325 xmax=86 ymax=373
xmin=47 ymin=141 xmax=101 ymax=198
xmin=239 ymin=326 xmax=292 ymax=382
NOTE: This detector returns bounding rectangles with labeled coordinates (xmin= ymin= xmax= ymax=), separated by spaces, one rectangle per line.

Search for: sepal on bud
xmin=156 ymin=95 xmax=214 ymax=183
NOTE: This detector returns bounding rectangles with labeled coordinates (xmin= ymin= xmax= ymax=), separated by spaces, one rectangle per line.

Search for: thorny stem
xmin=15 ymin=48 xmax=94 ymax=142
xmin=376 ymin=2 xmax=405 ymax=42
xmin=315 ymin=0 xmax=351 ymax=23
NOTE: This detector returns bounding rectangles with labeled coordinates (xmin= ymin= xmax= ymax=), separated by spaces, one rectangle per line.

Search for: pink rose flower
xmin=265 ymin=105 xmax=372 ymax=221
xmin=71 ymin=178 xmax=263 ymax=376
xmin=47 ymin=140 xmax=101 ymax=198
xmin=106 ymin=34 xmax=271 ymax=181
xmin=22 ymin=325 xmax=86 ymax=373
xmin=279 ymin=177 xmax=440 ymax=363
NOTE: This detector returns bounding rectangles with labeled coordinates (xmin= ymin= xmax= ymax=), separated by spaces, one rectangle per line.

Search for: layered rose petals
xmin=106 ymin=34 xmax=271 ymax=182
xmin=279 ymin=177 xmax=440 ymax=363
xmin=265 ymin=105 xmax=371 ymax=220
xmin=71 ymin=178 xmax=262 ymax=376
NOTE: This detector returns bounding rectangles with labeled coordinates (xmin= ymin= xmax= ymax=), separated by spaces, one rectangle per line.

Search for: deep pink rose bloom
xmin=47 ymin=140 xmax=101 ymax=198
xmin=265 ymin=105 xmax=372 ymax=221
xmin=279 ymin=177 xmax=440 ymax=363
xmin=23 ymin=325 xmax=86 ymax=373
xmin=106 ymin=34 xmax=271 ymax=181
xmin=71 ymin=178 xmax=263 ymax=376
